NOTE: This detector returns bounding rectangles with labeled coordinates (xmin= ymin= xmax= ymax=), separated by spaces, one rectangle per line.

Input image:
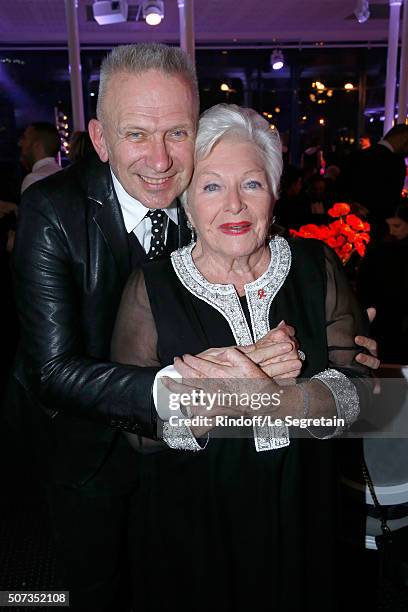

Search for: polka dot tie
xmin=146 ymin=209 xmax=166 ymax=260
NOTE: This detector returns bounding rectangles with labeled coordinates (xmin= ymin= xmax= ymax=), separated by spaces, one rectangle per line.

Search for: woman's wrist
xmin=276 ymin=382 xmax=304 ymax=419
xmin=190 ymin=416 xmax=216 ymax=438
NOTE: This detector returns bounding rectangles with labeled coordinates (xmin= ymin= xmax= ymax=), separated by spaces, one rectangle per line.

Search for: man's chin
xmin=136 ymin=180 xmax=180 ymax=208
xmin=139 ymin=190 xmax=177 ymax=209
xmin=123 ymin=174 xmax=185 ymax=207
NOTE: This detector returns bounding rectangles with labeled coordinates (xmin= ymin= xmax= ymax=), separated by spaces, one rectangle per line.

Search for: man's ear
xmin=88 ymin=119 xmax=109 ymax=162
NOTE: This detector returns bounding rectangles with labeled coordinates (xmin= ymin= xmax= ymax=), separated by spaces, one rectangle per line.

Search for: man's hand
xmin=6 ymin=230 xmax=16 ymax=254
xmin=355 ymin=336 xmax=379 ymax=369
xmin=355 ymin=307 xmax=380 ymax=370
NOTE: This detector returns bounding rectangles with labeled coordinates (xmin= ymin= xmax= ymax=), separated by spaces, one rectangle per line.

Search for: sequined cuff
xmin=253 ymin=423 xmax=290 ymax=452
xmin=310 ymin=368 xmax=359 ymax=438
xmin=162 ymin=422 xmax=209 ymax=451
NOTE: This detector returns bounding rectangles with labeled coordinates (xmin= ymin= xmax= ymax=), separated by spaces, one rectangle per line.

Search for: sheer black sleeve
xmin=303 ymin=244 xmax=372 ymax=436
xmin=325 ymin=244 xmax=370 ymax=373
xmin=111 ymin=269 xmax=168 ymax=452
xmin=111 ymin=268 xmax=160 ymax=368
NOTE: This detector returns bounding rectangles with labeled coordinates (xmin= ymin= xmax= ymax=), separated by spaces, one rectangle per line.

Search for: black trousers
xmin=45 ymin=435 xmax=141 ymax=612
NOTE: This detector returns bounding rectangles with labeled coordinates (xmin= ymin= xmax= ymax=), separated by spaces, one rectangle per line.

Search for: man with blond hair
xmin=12 ymin=43 xmax=200 ymax=611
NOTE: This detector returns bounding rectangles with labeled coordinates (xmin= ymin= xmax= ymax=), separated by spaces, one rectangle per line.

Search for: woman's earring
xmin=186 ymin=219 xmax=196 ymax=243
xmin=266 ymin=216 xmax=277 ymax=241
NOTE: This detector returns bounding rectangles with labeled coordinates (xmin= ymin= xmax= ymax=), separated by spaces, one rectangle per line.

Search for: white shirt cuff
xmin=152 ymin=364 xmax=185 ymax=421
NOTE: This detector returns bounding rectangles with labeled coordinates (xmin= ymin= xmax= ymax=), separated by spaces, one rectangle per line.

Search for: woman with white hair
xmin=112 ymin=104 xmax=371 ymax=611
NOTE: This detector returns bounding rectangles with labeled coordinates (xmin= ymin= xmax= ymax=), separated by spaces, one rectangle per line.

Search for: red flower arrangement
xmin=289 ymin=203 xmax=370 ymax=265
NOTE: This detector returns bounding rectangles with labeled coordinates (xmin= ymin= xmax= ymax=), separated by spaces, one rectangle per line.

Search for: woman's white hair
xmin=181 ymin=103 xmax=283 ymax=207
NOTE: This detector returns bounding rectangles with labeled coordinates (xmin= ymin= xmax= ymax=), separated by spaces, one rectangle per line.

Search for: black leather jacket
xmin=12 ymin=157 xmax=169 ymax=483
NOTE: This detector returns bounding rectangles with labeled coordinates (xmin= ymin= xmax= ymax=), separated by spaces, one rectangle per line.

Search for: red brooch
xmin=258 ymin=289 xmax=266 ymax=299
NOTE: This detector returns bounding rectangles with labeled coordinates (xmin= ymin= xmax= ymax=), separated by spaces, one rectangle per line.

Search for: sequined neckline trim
xmin=172 ymin=237 xmax=286 ymax=294
xmin=171 ymin=237 xmax=292 ymax=453
xmin=171 ymin=236 xmax=292 ymax=345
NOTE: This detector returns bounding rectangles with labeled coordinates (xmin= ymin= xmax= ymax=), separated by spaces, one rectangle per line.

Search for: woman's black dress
xmin=111 ymin=236 xmax=370 ymax=612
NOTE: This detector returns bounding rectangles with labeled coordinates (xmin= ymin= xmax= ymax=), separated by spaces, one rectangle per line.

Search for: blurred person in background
xmin=274 ymin=164 xmax=312 ymax=230
xmin=301 ymin=137 xmax=325 ymax=176
xmin=19 ymin=122 xmax=61 ymax=193
xmin=340 ymin=124 xmax=408 ymax=239
xmin=306 ymin=174 xmax=330 ymax=224
xmin=3 ymin=122 xmax=62 ymax=254
xmin=357 ymin=200 xmax=408 ymax=364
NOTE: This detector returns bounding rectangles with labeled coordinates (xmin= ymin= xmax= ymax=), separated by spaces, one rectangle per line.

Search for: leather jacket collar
xmin=79 ymin=156 xmax=132 ymax=282
xmin=78 ymin=156 xmax=190 ymax=280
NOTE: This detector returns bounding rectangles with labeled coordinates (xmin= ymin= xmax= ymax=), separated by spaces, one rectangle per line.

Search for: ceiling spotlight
xmin=344 ymin=82 xmax=354 ymax=91
xmin=271 ymin=49 xmax=284 ymax=71
xmin=354 ymin=0 xmax=370 ymax=23
xmin=143 ymin=0 xmax=164 ymax=26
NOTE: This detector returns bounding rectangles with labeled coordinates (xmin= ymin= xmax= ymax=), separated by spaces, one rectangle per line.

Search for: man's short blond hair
xmin=96 ymin=43 xmax=199 ymax=122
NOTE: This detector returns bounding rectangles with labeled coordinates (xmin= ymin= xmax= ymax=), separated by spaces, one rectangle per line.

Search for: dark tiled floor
xmin=1 ymin=417 xmax=408 ymax=611
xmin=0 ymin=426 xmax=59 ymax=612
